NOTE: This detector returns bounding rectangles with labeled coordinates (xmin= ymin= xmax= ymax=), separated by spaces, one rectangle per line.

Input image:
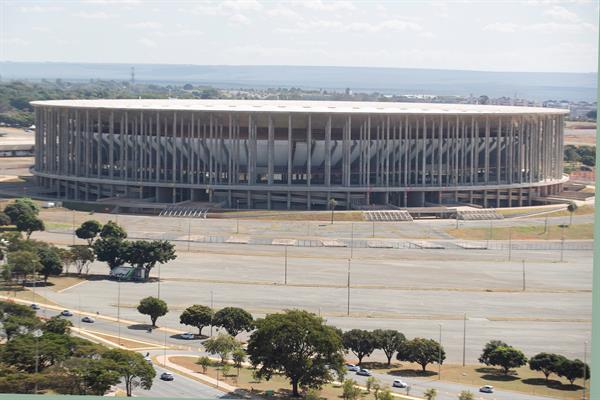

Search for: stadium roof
xmin=31 ymin=99 xmax=569 ymax=115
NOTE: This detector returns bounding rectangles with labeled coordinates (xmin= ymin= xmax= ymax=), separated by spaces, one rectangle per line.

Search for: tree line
xmin=0 ymin=300 xmax=154 ymax=396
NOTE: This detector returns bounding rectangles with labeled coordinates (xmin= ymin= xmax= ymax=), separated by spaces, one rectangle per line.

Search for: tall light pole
xmin=583 ymin=340 xmax=588 ymax=400
xmin=187 ymin=219 xmax=191 ymax=252
xmin=236 ymin=199 xmax=240 ymax=234
xmin=157 ymin=264 xmax=161 ymax=299
xmin=350 ymin=223 xmax=354 ymax=259
xmin=284 ymin=246 xmax=288 ymax=285
xmin=560 ymin=228 xmax=565 ymax=262
xmin=210 ymin=290 xmax=214 ymax=337
xmin=72 ymin=210 xmax=76 ymax=245
xmin=347 ymin=259 xmax=351 ymax=316
xmin=329 ymin=198 xmax=337 ymax=224
xmin=438 ymin=323 xmax=443 ymax=380
xmin=462 ymin=313 xmax=467 ymax=367
xmin=522 ymin=259 xmax=526 ymax=292
xmin=117 ymin=277 xmax=121 ymax=346
xmin=508 ymin=226 xmax=512 ymax=261
xmin=163 ymin=328 xmax=167 ymax=367
xmin=33 ymin=328 xmax=43 ymax=394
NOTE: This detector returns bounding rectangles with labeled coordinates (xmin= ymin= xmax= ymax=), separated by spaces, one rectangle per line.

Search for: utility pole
xmin=347 ymin=259 xmax=351 ymax=316
xmin=438 ymin=323 xmax=443 ymax=380
xmin=583 ymin=340 xmax=588 ymax=400
xmin=560 ymin=229 xmax=565 ymax=262
xmin=117 ymin=277 xmax=121 ymax=346
xmin=157 ymin=264 xmax=161 ymax=299
xmin=350 ymin=223 xmax=354 ymax=259
xmin=163 ymin=329 xmax=167 ymax=367
xmin=72 ymin=210 xmax=76 ymax=245
xmin=236 ymin=200 xmax=240 ymax=234
xmin=462 ymin=313 xmax=467 ymax=367
xmin=522 ymin=259 xmax=526 ymax=292
xmin=187 ymin=219 xmax=191 ymax=252
xmin=372 ymin=220 xmax=375 ymax=238
xmin=284 ymin=246 xmax=288 ymax=285
xmin=210 ymin=290 xmax=214 ymax=336
xmin=508 ymin=226 xmax=512 ymax=261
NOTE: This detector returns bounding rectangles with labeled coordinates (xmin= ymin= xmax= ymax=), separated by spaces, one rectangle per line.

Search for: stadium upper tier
xmin=31 ymin=99 xmax=567 ymax=210
xmin=31 ymin=99 xmax=568 ymax=116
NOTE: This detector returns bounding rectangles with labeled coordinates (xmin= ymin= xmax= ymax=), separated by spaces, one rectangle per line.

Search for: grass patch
xmin=447 ymin=223 xmax=593 ymax=240
xmin=363 ymin=362 xmax=585 ymax=400
xmin=0 ymin=284 xmax=59 ymax=306
xmin=170 ymin=356 xmax=356 ymax=400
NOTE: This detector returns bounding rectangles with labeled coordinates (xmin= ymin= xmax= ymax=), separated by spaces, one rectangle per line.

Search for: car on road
xmin=30 ymin=303 xmax=40 ymax=310
xmin=345 ymin=364 xmax=360 ymax=372
xmin=356 ymin=368 xmax=372 ymax=376
xmin=60 ymin=310 xmax=73 ymax=317
xmin=81 ymin=316 xmax=95 ymax=323
xmin=392 ymin=379 xmax=408 ymax=388
xmin=179 ymin=332 xmax=195 ymax=340
xmin=479 ymin=385 xmax=494 ymax=393
xmin=160 ymin=372 xmax=174 ymax=381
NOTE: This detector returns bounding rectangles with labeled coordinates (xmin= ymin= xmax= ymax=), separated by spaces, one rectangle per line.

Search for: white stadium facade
xmin=31 ymin=99 xmax=568 ymax=210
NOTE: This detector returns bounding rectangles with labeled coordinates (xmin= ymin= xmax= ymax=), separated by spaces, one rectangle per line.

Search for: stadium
xmin=31 ymin=99 xmax=568 ymax=210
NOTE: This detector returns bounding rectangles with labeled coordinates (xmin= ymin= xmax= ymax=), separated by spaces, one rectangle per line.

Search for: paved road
xmin=30 ymin=304 xmax=560 ymax=400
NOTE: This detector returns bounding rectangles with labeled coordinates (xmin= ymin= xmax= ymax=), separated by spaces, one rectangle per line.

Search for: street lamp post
xmin=117 ymin=277 xmax=121 ymax=346
xmin=187 ymin=219 xmax=191 ymax=252
xmin=157 ymin=264 xmax=161 ymax=299
xmin=583 ymin=340 xmax=588 ymax=400
xmin=210 ymin=290 xmax=214 ymax=337
xmin=508 ymin=226 xmax=512 ymax=261
xmin=347 ymin=259 xmax=351 ymax=316
xmin=522 ymin=259 xmax=526 ymax=292
xmin=350 ymin=223 xmax=354 ymax=259
xmin=462 ymin=313 xmax=467 ymax=367
xmin=329 ymin=198 xmax=337 ymax=224
xmin=438 ymin=323 xmax=443 ymax=380
xmin=33 ymin=328 xmax=43 ymax=394
xmin=284 ymin=246 xmax=288 ymax=285
xmin=236 ymin=200 xmax=240 ymax=234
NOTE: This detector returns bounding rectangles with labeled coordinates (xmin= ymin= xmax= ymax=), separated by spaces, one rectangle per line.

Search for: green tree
xmin=365 ymin=376 xmax=377 ymax=393
xmin=75 ymin=220 xmax=103 ymax=245
xmin=0 ymin=212 xmax=11 ymax=226
xmin=2 ymin=315 xmax=41 ymax=340
xmin=557 ymin=358 xmax=589 ymax=385
xmin=93 ymin=237 xmax=128 ymax=270
xmin=44 ymin=316 xmax=73 ymax=335
xmin=342 ymin=329 xmax=377 ymax=365
xmin=4 ymin=198 xmax=39 ymax=224
xmin=486 ymin=346 xmax=527 ymax=375
xmin=528 ymin=353 xmax=567 ymax=382
xmin=567 ymin=202 xmax=578 ymax=226
xmin=247 ymin=309 xmax=344 ymax=397
xmin=196 ymin=356 xmax=212 ymax=374
xmin=376 ymin=387 xmax=393 ymax=400
xmin=342 ymin=379 xmax=362 ymax=400
xmin=232 ymin=348 xmax=246 ymax=376
xmin=0 ymin=300 xmax=37 ymax=319
xmin=103 ymin=349 xmax=155 ymax=397
xmin=36 ymin=245 xmax=63 ymax=282
xmin=221 ymin=363 xmax=232 ymax=377
xmin=203 ymin=333 xmax=240 ymax=363
xmin=180 ymin=304 xmax=214 ymax=336
xmin=7 ymin=250 xmax=41 ymax=283
xmin=136 ymin=296 xmax=168 ymax=327
xmin=73 ymin=357 xmax=121 ymax=395
xmin=100 ymin=221 xmax=127 ymax=240
xmin=396 ymin=338 xmax=446 ymax=373
xmin=15 ymin=213 xmax=44 ymax=239
xmin=373 ymin=329 xmax=405 ymax=366
xmin=457 ymin=391 xmax=474 ymax=400
xmin=478 ymin=340 xmax=508 ymax=366
xmin=123 ymin=240 xmax=176 ymax=279
xmin=212 ymin=307 xmax=254 ymax=337
xmin=424 ymin=388 xmax=437 ymax=400
xmin=70 ymin=245 xmax=95 ymax=275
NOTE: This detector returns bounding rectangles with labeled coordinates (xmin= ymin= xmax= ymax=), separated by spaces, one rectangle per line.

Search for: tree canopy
xmin=342 ymin=329 xmax=377 ymax=366
xmin=123 ymin=240 xmax=176 ymax=277
xmin=479 ymin=340 xmax=508 ymax=366
xmin=137 ymin=296 xmax=168 ymax=327
xmin=212 ymin=307 xmax=254 ymax=337
xmin=103 ymin=349 xmax=155 ymax=396
xmin=100 ymin=221 xmax=127 ymax=240
xmin=396 ymin=338 xmax=446 ymax=372
xmin=75 ymin=220 xmax=103 ymax=245
xmin=180 ymin=304 xmax=213 ymax=336
xmin=557 ymin=358 xmax=590 ymax=385
xmin=528 ymin=353 xmax=567 ymax=382
xmin=372 ymin=329 xmax=405 ymax=366
xmin=247 ymin=310 xmax=344 ymax=397
xmin=485 ymin=345 xmax=527 ymax=375
xmin=203 ymin=333 xmax=241 ymax=363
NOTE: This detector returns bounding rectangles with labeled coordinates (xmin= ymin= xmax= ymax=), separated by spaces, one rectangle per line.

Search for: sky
xmin=0 ymin=0 xmax=598 ymax=73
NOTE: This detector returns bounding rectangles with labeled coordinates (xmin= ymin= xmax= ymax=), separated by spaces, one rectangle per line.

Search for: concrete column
xmin=325 ymin=115 xmax=331 ymax=186
xmin=287 ymin=114 xmax=292 ymax=185
xmin=268 ymin=114 xmax=274 ymax=185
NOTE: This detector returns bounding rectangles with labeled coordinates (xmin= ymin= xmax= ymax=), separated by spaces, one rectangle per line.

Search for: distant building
xmin=31 ymin=99 xmax=567 ymax=209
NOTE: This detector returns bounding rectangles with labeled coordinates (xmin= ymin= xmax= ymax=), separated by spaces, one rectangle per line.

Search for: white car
xmin=392 ymin=379 xmax=408 ymax=388
xmin=356 ymin=368 xmax=371 ymax=376
xmin=345 ymin=364 xmax=360 ymax=372
xmin=179 ymin=332 xmax=195 ymax=340
xmin=479 ymin=385 xmax=494 ymax=393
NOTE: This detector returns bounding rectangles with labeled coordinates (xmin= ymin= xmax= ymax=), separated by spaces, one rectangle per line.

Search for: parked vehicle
xmin=180 ymin=332 xmax=195 ymax=340
xmin=160 ymin=372 xmax=174 ymax=381
xmin=345 ymin=364 xmax=360 ymax=372
xmin=392 ymin=379 xmax=408 ymax=388
xmin=30 ymin=303 xmax=40 ymax=310
xmin=356 ymin=368 xmax=371 ymax=376
xmin=479 ymin=385 xmax=494 ymax=393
